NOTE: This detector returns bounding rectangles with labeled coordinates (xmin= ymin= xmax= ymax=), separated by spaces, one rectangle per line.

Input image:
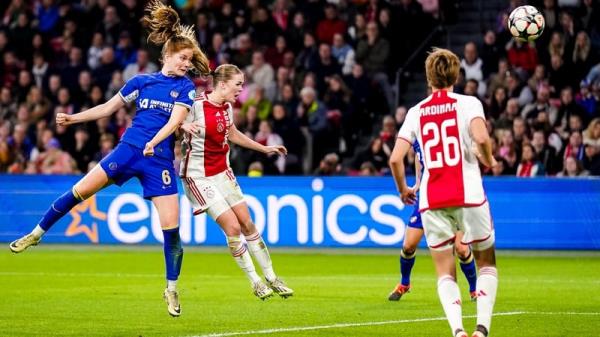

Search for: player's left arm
xmin=228 ymin=123 xmax=287 ymax=156
xmin=413 ymin=158 xmax=422 ymax=191
xmin=389 ymin=138 xmax=416 ymax=205
xmin=143 ymin=104 xmax=189 ymax=157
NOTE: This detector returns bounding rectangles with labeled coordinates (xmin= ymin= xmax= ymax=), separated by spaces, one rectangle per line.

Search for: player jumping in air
xmin=389 ymin=48 xmax=498 ymax=337
xmin=9 ymin=1 xmax=211 ymax=317
xmin=179 ymin=64 xmax=293 ymax=300
xmin=388 ymin=141 xmax=477 ymax=302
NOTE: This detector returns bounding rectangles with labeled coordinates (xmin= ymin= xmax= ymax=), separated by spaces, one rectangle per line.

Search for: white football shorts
xmin=182 ymin=169 xmax=245 ymax=220
xmin=421 ymin=201 xmax=495 ymax=251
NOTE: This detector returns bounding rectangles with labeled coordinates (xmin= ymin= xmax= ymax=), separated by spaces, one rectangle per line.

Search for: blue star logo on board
xmin=64 ymin=195 xmax=107 ymax=243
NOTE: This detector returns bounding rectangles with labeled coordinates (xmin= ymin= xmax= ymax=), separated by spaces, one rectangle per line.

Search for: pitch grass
xmin=1 ymin=246 xmax=599 ymax=337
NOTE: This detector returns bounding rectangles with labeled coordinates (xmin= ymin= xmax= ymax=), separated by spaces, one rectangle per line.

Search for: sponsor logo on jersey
xmin=188 ymin=90 xmax=196 ymax=100
xmin=170 ymin=90 xmax=179 ymax=98
xmin=217 ymin=123 xmax=224 ymax=133
xmin=215 ymin=112 xmax=221 ymax=117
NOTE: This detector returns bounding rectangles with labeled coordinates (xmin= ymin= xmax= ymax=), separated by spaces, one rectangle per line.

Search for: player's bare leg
xmin=234 ymin=202 xmax=293 ymax=298
xmin=215 ymin=207 xmax=273 ymax=300
xmin=153 ymin=194 xmax=183 ymax=316
xmin=454 ymin=232 xmax=478 ymax=301
xmin=471 ymin=244 xmax=498 ymax=337
xmin=431 ymin=243 xmax=467 ymax=337
xmin=389 ymin=227 xmax=423 ymax=300
xmin=10 ymin=164 xmax=110 ymax=253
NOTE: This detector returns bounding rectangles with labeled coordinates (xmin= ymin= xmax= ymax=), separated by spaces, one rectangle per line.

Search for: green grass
xmin=1 ymin=246 xmax=599 ymax=337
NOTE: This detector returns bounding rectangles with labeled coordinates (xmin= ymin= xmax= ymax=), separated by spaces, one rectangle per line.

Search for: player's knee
xmin=401 ymin=247 xmax=416 ymax=258
xmin=240 ymin=220 xmax=256 ymax=234
xmin=471 ymin=233 xmax=495 ymax=252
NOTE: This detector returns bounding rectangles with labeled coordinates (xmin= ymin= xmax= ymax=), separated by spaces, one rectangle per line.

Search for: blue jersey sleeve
xmin=119 ymin=76 xmax=140 ymax=103
xmin=174 ymin=79 xmax=195 ymax=109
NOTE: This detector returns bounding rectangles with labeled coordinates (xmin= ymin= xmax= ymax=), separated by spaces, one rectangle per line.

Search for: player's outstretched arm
xmin=389 ymin=138 xmax=416 ymax=205
xmin=144 ymin=105 xmax=189 ymax=156
xmin=470 ymin=117 xmax=497 ymax=168
xmin=56 ymin=94 xmax=125 ymax=126
xmin=228 ymin=123 xmax=287 ymax=156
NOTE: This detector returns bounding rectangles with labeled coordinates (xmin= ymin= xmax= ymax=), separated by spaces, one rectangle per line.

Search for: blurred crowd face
xmin=464 ymin=42 xmax=478 ymax=64
xmin=333 ymin=33 xmax=344 ymax=48
xmin=532 ymin=131 xmax=546 ymax=149
xmin=570 ymin=132 xmax=583 ymax=147
xmin=564 ymin=156 xmax=579 ymax=175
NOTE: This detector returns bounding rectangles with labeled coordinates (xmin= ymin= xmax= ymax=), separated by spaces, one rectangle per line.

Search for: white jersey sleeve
xmin=397 ymin=107 xmax=419 ymax=143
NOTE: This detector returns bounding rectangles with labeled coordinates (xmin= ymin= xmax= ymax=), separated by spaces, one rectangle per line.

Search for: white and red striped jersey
xmin=398 ymin=90 xmax=486 ymax=211
xmin=180 ymin=99 xmax=233 ymax=177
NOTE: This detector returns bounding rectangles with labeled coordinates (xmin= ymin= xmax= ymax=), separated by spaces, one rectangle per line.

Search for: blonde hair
xmin=212 ymin=64 xmax=243 ymax=86
xmin=142 ymin=1 xmax=210 ymax=76
xmin=425 ymin=48 xmax=460 ymax=89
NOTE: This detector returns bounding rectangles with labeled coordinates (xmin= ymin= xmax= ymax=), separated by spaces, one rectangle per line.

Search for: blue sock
xmin=400 ymin=249 xmax=416 ymax=286
xmin=163 ymin=228 xmax=183 ymax=281
xmin=39 ymin=189 xmax=82 ymax=231
xmin=459 ymin=251 xmax=477 ymax=292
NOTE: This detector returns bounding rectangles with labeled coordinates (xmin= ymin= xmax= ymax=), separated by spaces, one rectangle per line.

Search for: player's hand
xmin=56 ymin=113 xmax=72 ymax=126
xmin=143 ymin=142 xmax=155 ymax=157
xmin=264 ymin=145 xmax=287 ymax=156
xmin=181 ymin=121 xmax=202 ymax=134
xmin=400 ymin=187 xmax=417 ymax=205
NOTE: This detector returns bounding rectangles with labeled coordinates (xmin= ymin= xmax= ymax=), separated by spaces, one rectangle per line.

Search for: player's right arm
xmin=56 ymin=94 xmax=125 ymax=126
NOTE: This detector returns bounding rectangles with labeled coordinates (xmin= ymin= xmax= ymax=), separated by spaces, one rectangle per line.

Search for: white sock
xmin=167 ymin=280 xmax=177 ymax=292
xmin=31 ymin=225 xmax=45 ymax=239
xmin=437 ymin=275 xmax=464 ymax=334
xmin=476 ymin=266 xmax=498 ymax=332
xmin=245 ymin=232 xmax=276 ymax=281
xmin=228 ymin=236 xmax=261 ymax=284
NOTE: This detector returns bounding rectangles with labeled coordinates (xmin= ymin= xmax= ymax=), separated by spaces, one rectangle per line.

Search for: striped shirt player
xmin=179 ymin=98 xmax=243 ymax=219
xmin=397 ymin=89 xmax=494 ymax=250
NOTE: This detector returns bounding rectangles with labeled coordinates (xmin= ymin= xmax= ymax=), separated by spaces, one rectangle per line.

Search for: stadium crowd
xmin=0 ymin=0 xmax=598 ymax=177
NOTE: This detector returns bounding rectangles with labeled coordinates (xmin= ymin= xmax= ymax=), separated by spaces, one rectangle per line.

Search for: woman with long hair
xmin=9 ymin=1 xmax=210 ymax=317
xmin=179 ymin=64 xmax=294 ymax=300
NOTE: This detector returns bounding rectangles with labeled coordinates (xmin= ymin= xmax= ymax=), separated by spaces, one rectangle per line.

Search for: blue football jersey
xmin=412 ymin=141 xmax=424 ymax=176
xmin=119 ymin=72 xmax=195 ymax=161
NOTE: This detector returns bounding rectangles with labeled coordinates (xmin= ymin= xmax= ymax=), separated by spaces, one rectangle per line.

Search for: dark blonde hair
xmin=142 ymin=1 xmax=210 ymax=76
xmin=425 ymin=48 xmax=460 ymax=89
xmin=212 ymin=64 xmax=243 ymax=86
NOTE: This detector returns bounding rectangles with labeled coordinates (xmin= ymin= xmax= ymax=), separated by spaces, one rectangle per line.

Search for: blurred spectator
xmin=265 ymin=35 xmax=288 ymax=70
xmin=241 ymin=86 xmax=272 ymax=121
xmin=351 ymin=137 xmax=389 ymax=173
xmin=557 ymin=155 xmax=589 ymax=177
xmin=34 ymin=137 xmax=77 ymax=174
xmin=316 ymin=4 xmax=347 ymax=45
xmin=516 ymin=144 xmax=545 ymax=177
xmin=247 ymin=161 xmax=264 ymax=177
xmin=583 ymin=117 xmax=600 ymax=147
xmin=331 ymin=33 xmax=355 ymax=76
xmin=461 ymin=42 xmax=486 ymax=98
xmin=359 ymin=161 xmax=379 ymax=176
xmin=583 ymin=143 xmax=600 ymax=174
xmin=122 ymin=49 xmax=158 ymax=81
xmin=507 ymin=40 xmax=538 ymax=74
xmin=480 ymin=30 xmax=503 ymax=78
xmin=522 ymin=85 xmax=558 ymax=125
xmin=314 ymin=152 xmax=342 ymax=176
xmin=245 ymin=51 xmax=274 ymax=93
xmin=531 ymin=129 xmax=560 ymax=175
xmin=562 ymin=130 xmax=585 ymax=160
xmin=114 ymin=31 xmax=137 ymax=69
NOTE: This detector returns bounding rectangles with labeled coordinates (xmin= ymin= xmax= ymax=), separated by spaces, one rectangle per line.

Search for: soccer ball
xmin=508 ymin=5 xmax=545 ymax=42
